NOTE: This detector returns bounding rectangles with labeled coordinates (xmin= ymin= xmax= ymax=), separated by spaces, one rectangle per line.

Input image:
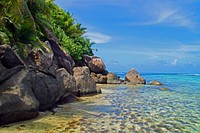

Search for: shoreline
xmin=1 ymin=79 xmax=200 ymax=132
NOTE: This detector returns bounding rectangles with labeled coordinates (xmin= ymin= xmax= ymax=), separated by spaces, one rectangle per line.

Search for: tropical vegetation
xmin=0 ymin=0 xmax=94 ymax=60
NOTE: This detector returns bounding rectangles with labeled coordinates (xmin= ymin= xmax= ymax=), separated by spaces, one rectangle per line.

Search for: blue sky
xmin=55 ymin=0 xmax=200 ymax=73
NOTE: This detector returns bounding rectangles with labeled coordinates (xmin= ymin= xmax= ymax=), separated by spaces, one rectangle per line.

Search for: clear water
xmin=68 ymin=73 xmax=200 ymax=132
xmin=1 ymin=73 xmax=200 ymax=132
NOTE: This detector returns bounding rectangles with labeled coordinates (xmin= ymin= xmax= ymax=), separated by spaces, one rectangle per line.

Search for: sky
xmin=55 ymin=0 xmax=200 ymax=73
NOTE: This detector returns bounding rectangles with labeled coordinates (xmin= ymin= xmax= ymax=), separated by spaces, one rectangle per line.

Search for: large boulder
xmin=49 ymin=39 xmax=75 ymax=74
xmin=0 ymin=69 xmax=39 ymax=125
xmin=24 ymin=40 xmax=77 ymax=109
xmin=0 ymin=45 xmax=25 ymax=69
xmin=44 ymin=28 xmax=75 ymax=74
xmin=0 ymin=45 xmax=38 ymax=125
xmin=106 ymin=72 xmax=122 ymax=84
xmin=0 ymin=44 xmax=78 ymax=126
xmin=0 ymin=45 xmax=25 ymax=83
xmin=32 ymin=71 xmax=59 ymax=111
xmin=32 ymin=68 xmax=76 ymax=111
xmin=83 ymin=55 xmax=106 ymax=73
xmin=25 ymin=45 xmax=56 ymax=75
xmin=26 ymin=40 xmax=75 ymax=76
xmin=0 ymin=63 xmax=24 ymax=84
xmin=73 ymin=67 xmax=100 ymax=95
xmin=56 ymin=68 xmax=77 ymax=97
xmin=125 ymin=68 xmax=146 ymax=84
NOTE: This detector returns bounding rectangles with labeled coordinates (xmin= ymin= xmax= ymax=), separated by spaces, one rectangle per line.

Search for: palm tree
xmin=0 ymin=0 xmax=51 ymax=57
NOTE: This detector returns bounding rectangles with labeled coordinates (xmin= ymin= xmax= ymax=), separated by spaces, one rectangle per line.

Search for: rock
xmin=125 ymin=68 xmax=146 ymax=84
xmin=32 ymin=71 xmax=59 ymax=111
xmin=83 ymin=55 xmax=106 ymax=73
xmin=43 ymin=28 xmax=75 ymax=74
xmin=73 ymin=67 xmax=100 ymax=95
xmin=0 ymin=45 xmax=38 ymax=125
xmin=0 ymin=63 xmax=24 ymax=84
xmin=148 ymin=80 xmax=163 ymax=85
xmin=160 ymin=87 xmax=169 ymax=91
xmin=58 ymin=94 xmax=80 ymax=104
xmin=25 ymin=46 xmax=56 ymax=75
xmin=91 ymin=73 xmax=107 ymax=84
xmin=101 ymin=70 xmax=109 ymax=75
xmin=0 ymin=69 xmax=39 ymax=125
xmin=56 ymin=68 xmax=77 ymax=95
xmin=46 ymin=34 xmax=75 ymax=74
xmin=106 ymin=72 xmax=122 ymax=84
xmin=32 ymin=68 xmax=76 ymax=111
xmin=0 ymin=45 xmax=25 ymax=69
xmin=0 ymin=44 xmax=78 ymax=113
xmin=98 ymin=76 xmax=107 ymax=84
xmin=26 ymin=40 xmax=75 ymax=76
xmin=56 ymin=56 xmax=74 ymax=75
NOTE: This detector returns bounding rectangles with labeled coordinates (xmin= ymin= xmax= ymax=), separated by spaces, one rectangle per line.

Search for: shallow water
xmin=1 ymin=74 xmax=200 ymax=132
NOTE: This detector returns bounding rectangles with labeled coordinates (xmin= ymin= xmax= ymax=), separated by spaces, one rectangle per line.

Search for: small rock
xmin=149 ymin=80 xmax=163 ymax=85
xmin=106 ymin=72 xmax=122 ymax=84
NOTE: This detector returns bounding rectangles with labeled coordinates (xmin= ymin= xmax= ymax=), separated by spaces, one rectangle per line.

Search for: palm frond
xmin=0 ymin=31 xmax=10 ymax=45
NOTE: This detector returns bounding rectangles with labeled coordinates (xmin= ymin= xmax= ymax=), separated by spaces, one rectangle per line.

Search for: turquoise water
xmin=64 ymin=73 xmax=200 ymax=132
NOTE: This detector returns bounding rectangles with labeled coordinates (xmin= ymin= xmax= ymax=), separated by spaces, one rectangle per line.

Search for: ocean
xmin=1 ymin=73 xmax=200 ymax=132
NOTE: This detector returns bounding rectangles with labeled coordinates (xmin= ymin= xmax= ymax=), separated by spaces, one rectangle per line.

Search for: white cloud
xmin=156 ymin=9 xmax=193 ymax=28
xmin=156 ymin=9 xmax=178 ymax=23
xmin=178 ymin=45 xmax=200 ymax=52
xmin=111 ymin=41 xmax=200 ymax=61
xmin=171 ymin=59 xmax=178 ymax=66
xmin=128 ymin=1 xmax=195 ymax=28
xmin=85 ymin=32 xmax=112 ymax=43
xmin=137 ymin=8 xmax=179 ymax=26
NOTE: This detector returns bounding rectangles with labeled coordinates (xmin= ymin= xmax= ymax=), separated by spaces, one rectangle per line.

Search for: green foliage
xmin=0 ymin=31 xmax=10 ymax=45
xmin=47 ymin=1 xmax=94 ymax=60
xmin=0 ymin=0 xmax=49 ymax=57
xmin=0 ymin=0 xmax=95 ymax=60
xmin=53 ymin=25 xmax=83 ymax=60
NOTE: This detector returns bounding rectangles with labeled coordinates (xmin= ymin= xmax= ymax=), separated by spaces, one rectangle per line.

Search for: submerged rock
xmin=160 ymin=87 xmax=169 ymax=91
xmin=149 ymin=80 xmax=163 ymax=85
xmin=125 ymin=68 xmax=146 ymax=84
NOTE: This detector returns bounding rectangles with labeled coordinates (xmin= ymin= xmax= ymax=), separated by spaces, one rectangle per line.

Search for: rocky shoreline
xmin=0 ymin=41 xmax=157 ymax=125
